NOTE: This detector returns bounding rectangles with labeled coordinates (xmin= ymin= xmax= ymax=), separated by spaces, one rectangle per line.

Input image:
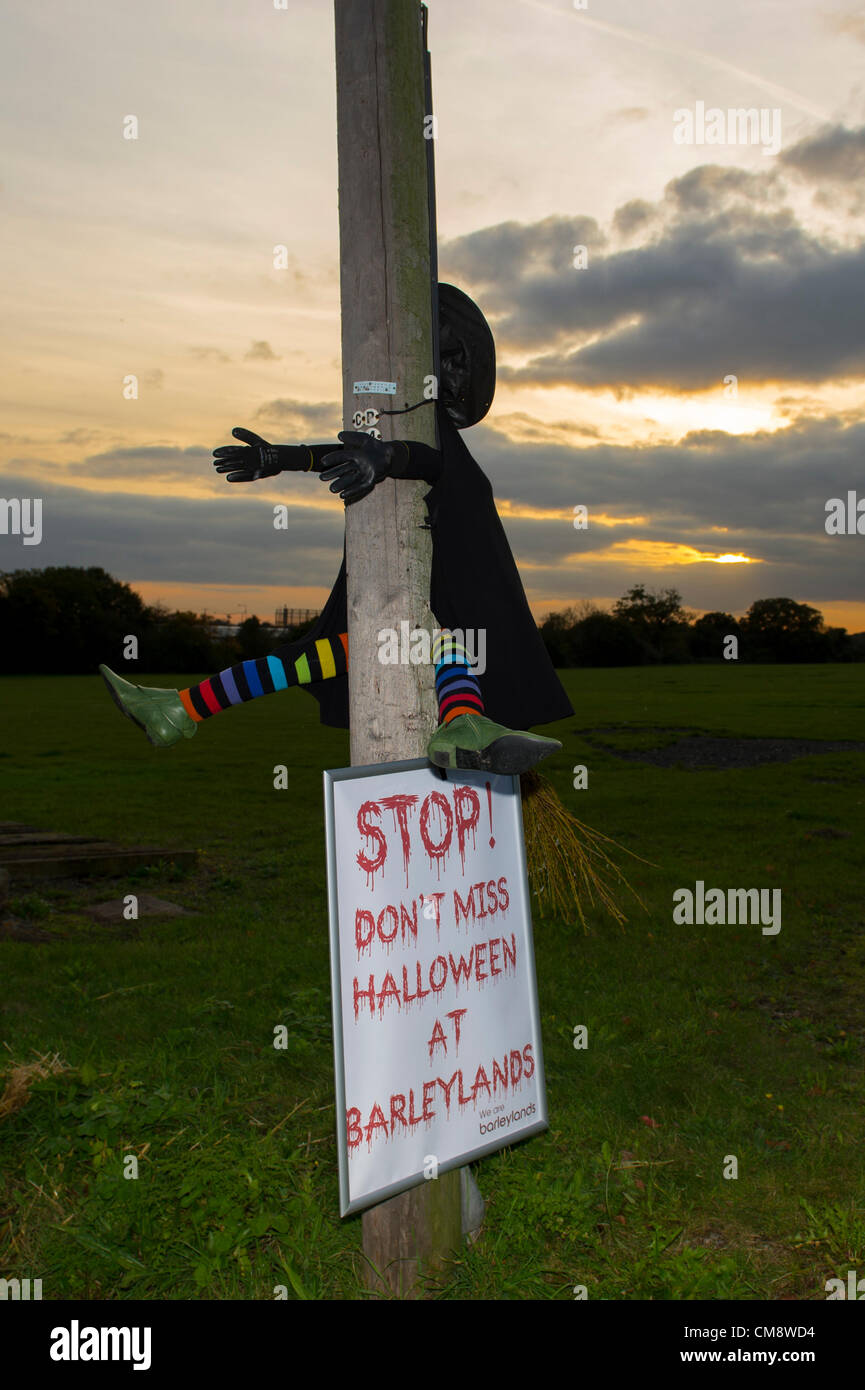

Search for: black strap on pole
xmin=379 ymin=397 xmax=435 ymax=415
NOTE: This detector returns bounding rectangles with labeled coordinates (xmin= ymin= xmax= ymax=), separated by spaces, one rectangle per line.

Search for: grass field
xmin=1 ymin=664 xmax=863 ymax=1300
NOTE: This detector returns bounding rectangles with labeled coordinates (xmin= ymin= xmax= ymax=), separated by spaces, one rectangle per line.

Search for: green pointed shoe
xmin=427 ymin=713 xmax=561 ymax=777
xmin=99 ymin=665 xmax=197 ymax=748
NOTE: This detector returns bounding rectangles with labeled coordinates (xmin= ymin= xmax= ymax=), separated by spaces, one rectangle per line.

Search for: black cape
xmin=288 ymin=402 xmax=573 ymax=731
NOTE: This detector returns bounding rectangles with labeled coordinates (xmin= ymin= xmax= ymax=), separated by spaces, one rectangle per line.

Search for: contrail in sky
xmin=516 ymin=0 xmax=833 ymax=123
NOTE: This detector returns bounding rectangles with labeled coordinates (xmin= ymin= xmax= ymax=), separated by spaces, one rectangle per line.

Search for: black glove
xmin=212 ymin=428 xmax=287 ymax=482
xmin=319 ymin=431 xmax=405 ymax=504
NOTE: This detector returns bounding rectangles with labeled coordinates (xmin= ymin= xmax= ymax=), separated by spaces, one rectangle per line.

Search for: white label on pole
xmin=353 ymin=380 xmax=397 ymax=395
xmin=324 ymin=759 xmax=548 ymax=1217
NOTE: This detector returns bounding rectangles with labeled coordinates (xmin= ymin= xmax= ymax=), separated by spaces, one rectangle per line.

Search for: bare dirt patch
xmin=580 ymin=726 xmax=865 ymax=771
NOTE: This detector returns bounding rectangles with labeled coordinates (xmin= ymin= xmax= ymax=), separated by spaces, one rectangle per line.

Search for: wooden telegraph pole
xmin=333 ymin=0 xmax=463 ymax=1296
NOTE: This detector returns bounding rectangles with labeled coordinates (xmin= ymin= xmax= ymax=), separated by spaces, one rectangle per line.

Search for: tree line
xmin=0 ymin=568 xmax=861 ymax=674
xmin=540 ymin=586 xmax=862 ymax=666
xmin=0 ymin=567 xmax=315 ymax=675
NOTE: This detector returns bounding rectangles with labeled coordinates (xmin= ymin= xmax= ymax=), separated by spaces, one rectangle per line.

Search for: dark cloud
xmin=780 ymin=124 xmax=865 ymax=185
xmin=471 ymin=412 xmax=865 ymax=536
xmin=662 ymin=163 xmax=783 ymax=215
xmin=0 ymin=475 xmax=345 ymax=590
xmin=779 ymin=123 xmax=865 ymax=212
xmin=58 ymin=428 xmax=116 ymax=447
xmin=5 ymin=412 xmax=862 ymax=614
xmin=492 ymin=412 xmax=602 ymax=442
xmin=612 ymin=199 xmax=656 ymax=239
xmin=441 ymin=214 xmax=604 ymax=307
xmin=459 ymin=412 xmax=865 ymax=610
xmin=439 ymin=130 xmax=865 ymax=392
xmin=244 ymin=340 xmax=280 ymax=361
xmin=74 ymin=444 xmax=213 ymax=480
xmin=496 ymin=229 xmax=865 ymax=390
xmin=253 ymin=397 xmax=342 ymax=438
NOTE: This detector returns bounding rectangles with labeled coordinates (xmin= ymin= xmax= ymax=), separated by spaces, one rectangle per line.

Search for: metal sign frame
xmin=323 ymin=756 xmax=548 ymax=1217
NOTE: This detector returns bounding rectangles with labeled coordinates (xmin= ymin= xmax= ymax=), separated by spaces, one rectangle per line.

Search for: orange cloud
xmin=566 ymin=539 xmax=758 ymax=568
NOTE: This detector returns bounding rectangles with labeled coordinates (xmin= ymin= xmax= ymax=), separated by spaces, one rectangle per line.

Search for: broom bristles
xmin=520 ymin=770 xmax=649 ymax=929
xmin=0 ymin=1050 xmax=68 ymax=1121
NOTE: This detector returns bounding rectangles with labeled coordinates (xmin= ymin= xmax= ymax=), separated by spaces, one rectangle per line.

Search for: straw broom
xmin=519 ymin=770 xmax=649 ymax=928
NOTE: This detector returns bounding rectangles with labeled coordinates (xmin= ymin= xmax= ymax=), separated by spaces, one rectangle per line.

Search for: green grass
xmin=1 ymin=665 xmax=863 ymax=1299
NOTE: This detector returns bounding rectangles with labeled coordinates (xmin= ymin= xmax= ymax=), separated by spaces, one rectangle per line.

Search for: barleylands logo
xmin=49 ymin=1320 xmax=152 ymax=1371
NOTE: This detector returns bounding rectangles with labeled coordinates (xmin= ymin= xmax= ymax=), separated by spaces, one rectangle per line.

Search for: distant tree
xmin=0 ymin=566 xmax=148 ymax=674
xmin=539 ymin=606 xmax=581 ymax=667
xmin=236 ymin=615 xmax=273 ymax=660
xmin=823 ymin=626 xmax=856 ymax=662
xmin=613 ymin=584 xmax=687 ymax=627
xmin=690 ymin=611 xmax=740 ymax=661
xmin=741 ymin=597 xmax=829 ymax=662
xmin=744 ymin=596 xmax=823 ymax=636
xmin=613 ymin=584 xmax=692 ymax=662
xmin=536 ymin=591 xmax=859 ymax=667
xmin=142 ymin=611 xmax=219 ymax=673
xmin=573 ymin=611 xmax=654 ymax=666
xmin=284 ymin=616 xmax=318 ymax=643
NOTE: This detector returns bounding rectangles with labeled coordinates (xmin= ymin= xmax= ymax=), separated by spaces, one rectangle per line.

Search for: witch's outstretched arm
xmin=212 ymin=427 xmax=337 ymax=481
xmin=212 ymin=426 xmax=441 ymax=497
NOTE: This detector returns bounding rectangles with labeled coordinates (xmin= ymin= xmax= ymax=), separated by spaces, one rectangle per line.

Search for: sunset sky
xmin=1 ymin=0 xmax=863 ymax=630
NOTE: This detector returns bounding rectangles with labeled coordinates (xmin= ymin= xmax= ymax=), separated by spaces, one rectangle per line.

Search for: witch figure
xmin=101 ymin=286 xmax=633 ymax=923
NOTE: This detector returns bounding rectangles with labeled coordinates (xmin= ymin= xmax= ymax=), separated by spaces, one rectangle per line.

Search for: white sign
xmin=352 ymin=380 xmax=397 ymax=395
xmin=324 ymin=758 xmax=547 ymax=1217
